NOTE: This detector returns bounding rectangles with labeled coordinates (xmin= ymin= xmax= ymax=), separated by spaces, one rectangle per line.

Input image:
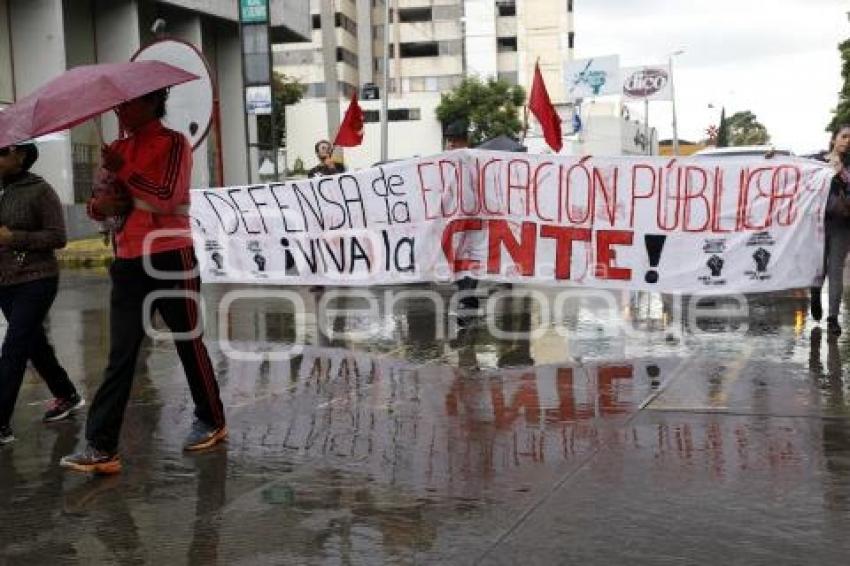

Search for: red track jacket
xmin=88 ymin=119 xmax=193 ymax=259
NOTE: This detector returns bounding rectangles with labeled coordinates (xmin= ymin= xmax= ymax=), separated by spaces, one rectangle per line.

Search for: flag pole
xmin=522 ymin=58 xmax=540 ymax=143
xmin=521 ymin=105 xmax=529 ymax=143
xmin=331 ymin=93 xmax=347 ymax=148
xmin=380 ymin=0 xmax=391 ymax=162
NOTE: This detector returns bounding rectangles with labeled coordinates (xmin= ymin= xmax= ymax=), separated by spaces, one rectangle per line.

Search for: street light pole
xmin=380 ymin=0 xmax=391 ymax=162
xmin=669 ymin=49 xmax=684 ymax=156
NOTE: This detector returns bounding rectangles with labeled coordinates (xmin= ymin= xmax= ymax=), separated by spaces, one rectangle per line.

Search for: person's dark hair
xmin=142 ymin=88 xmax=169 ymax=119
xmin=315 ymin=139 xmax=331 ymax=155
xmin=16 ymin=143 xmax=38 ymax=171
xmin=831 ymin=123 xmax=850 ymax=140
xmin=444 ymin=120 xmax=469 ymax=141
xmin=829 ymin=123 xmax=850 ymax=148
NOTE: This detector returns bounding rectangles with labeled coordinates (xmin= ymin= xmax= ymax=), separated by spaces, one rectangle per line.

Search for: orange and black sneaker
xmin=60 ymin=445 xmax=122 ymax=475
xmin=183 ymin=420 xmax=228 ymax=452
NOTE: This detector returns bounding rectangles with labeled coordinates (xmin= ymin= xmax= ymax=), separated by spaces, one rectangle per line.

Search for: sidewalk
xmin=2 ymin=274 xmax=849 ymax=564
xmin=56 ymin=236 xmax=112 ymax=269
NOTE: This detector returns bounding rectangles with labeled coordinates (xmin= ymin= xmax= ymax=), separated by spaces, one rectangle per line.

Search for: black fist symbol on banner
xmin=753 ymin=247 xmax=771 ymax=273
xmin=707 ymin=255 xmax=724 ymax=277
xmin=211 ymin=252 xmax=224 ymax=270
xmin=253 ymin=253 xmax=266 ymax=272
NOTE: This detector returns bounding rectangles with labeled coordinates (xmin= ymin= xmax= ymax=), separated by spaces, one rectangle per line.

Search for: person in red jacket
xmin=61 ymin=89 xmax=226 ymax=475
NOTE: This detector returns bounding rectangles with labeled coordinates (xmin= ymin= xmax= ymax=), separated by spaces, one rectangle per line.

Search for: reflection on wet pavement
xmin=1 ymin=273 xmax=849 ymax=564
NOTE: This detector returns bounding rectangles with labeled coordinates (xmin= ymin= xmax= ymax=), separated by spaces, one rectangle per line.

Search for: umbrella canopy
xmin=0 ymin=60 xmax=198 ymax=149
xmin=476 ymin=134 xmax=528 ymax=152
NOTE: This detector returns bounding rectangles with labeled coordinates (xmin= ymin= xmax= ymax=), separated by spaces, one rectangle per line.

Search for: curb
xmin=56 ymin=237 xmax=113 ymax=269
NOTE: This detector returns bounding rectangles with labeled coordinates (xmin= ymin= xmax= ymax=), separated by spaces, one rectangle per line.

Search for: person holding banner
xmin=308 ymin=140 xmax=346 ymax=178
xmin=0 ymin=143 xmax=84 ymax=446
xmin=810 ymin=123 xmax=850 ymax=337
xmin=443 ymin=121 xmax=483 ymax=324
xmin=61 ymin=89 xmax=226 ymax=474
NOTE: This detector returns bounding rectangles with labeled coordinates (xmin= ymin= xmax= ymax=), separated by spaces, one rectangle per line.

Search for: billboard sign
xmin=564 ymin=55 xmax=620 ymax=99
xmin=622 ymin=65 xmax=672 ymax=101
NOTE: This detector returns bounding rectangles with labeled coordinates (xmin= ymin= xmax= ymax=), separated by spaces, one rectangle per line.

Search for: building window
xmin=363 ymin=109 xmax=421 ymax=122
xmin=305 ymin=83 xmax=326 ymax=98
xmin=438 ymin=40 xmax=462 ymax=56
xmin=336 ymin=47 xmax=358 ymax=68
xmin=498 ymin=71 xmax=518 ymax=85
xmin=400 ymin=42 xmax=439 ymax=58
xmin=568 ymin=0 xmax=574 ymax=13
xmin=403 ymin=75 xmax=453 ymax=92
xmin=438 ymin=75 xmax=462 ymax=90
xmin=568 ymin=31 xmax=575 ymax=49
xmin=335 ymin=12 xmax=357 ymax=36
xmin=497 ymin=37 xmax=518 ymax=52
xmin=388 ymin=108 xmax=421 ymax=121
xmin=314 ymin=13 xmax=357 ymax=36
xmin=72 ymin=143 xmax=99 ymax=204
xmin=497 ymin=1 xmax=516 ymax=17
xmin=433 ymin=5 xmax=462 ymax=20
xmin=398 ymin=7 xmax=431 ymax=22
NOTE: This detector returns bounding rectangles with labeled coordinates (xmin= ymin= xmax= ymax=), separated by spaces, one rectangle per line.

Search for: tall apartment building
xmin=1 ymin=0 xmax=310 ymax=236
xmin=279 ymin=0 xmax=576 ymax=170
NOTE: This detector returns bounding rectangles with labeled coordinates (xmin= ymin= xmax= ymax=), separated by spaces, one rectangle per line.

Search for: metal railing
xmin=72 ymin=142 xmax=99 ymax=204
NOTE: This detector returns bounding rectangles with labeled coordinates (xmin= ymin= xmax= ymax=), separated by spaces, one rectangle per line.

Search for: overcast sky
xmin=574 ymin=0 xmax=848 ymax=153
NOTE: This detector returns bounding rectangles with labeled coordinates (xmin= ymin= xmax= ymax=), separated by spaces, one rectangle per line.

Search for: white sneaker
xmin=0 ymin=426 xmax=15 ymax=446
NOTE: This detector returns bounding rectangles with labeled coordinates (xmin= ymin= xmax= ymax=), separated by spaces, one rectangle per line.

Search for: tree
xmin=435 ymin=77 xmax=526 ymax=146
xmin=726 ymin=110 xmax=770 ymax=145
xmin=258 ymin=72 xmax=307 ymax=148
xmin=716 ymin=107 xmax=729 ymax=147
xmin=827 ymin=38 xmax=850 ymax=132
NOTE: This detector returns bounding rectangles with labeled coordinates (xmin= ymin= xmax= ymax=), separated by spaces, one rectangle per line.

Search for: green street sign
xmin=240 ymin=0 xmax=268 ymax=23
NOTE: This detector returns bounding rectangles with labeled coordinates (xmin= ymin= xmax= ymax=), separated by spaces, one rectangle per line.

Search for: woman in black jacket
xmin=810 ymin=123 xmax=850 ymax=336
xmin=0 ymin=143 xmax=83 ymax=445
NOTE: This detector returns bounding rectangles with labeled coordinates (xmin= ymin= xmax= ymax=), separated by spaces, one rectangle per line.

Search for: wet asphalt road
xmin=1 ymin=271 xmax=850 ymax=565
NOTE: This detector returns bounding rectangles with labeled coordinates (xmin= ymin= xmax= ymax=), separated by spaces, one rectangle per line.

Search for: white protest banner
xmin=621 ymin=65 xmax=672 ymax=101
xmin=189 ymin=150 xmax=833 ymax=294
xmin=564 ymin=55 xmax=621 ymax=99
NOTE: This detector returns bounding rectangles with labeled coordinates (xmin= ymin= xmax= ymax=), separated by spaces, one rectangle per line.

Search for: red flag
xmin=334 ymin=91 xmax=364 ymax=147
xmin=528 ymin=63 xmax=562 ymax=152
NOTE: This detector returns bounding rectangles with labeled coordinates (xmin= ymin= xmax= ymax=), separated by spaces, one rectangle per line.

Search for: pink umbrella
xmin=0 ymin=60 xmax=199 ymax=148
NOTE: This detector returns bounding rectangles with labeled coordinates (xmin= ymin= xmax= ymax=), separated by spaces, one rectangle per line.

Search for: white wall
xmin=10 ymin=0 xmax=74 ymax=203
xmin=211 ymin=20 xmax=249 ymax=187
xmin=463 ymin=0 xmax=497 ymax=79
xmin=159 ymin=0 xmax=233 ymax=20
xmin=285 ymin=92 xmax=444 ymax=171
xmin=64 ymin=0 xmax=99 ymax=150
xmin=0 ymin=0 xmax=13 ymax=105
xmin=356 ymin=0 xmax=373 ymax=85
xmin=273 ymin=0 xmax=311 ymax=40
xmin=517 ymin=0 xmax=572 ymax=104
xmin=165 ymin=12 xmax=213 ymax=189
xmin=525 ymin=102 xmax=657 ymax=156
xmin=94 ymin=0 xmax=141 ymax=142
